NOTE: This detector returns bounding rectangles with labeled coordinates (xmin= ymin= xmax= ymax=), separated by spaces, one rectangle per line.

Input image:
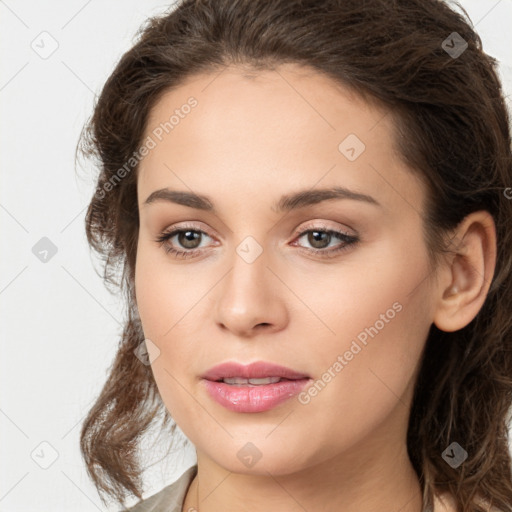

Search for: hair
xmin=77 ymin=0 xmax=512 ymax=510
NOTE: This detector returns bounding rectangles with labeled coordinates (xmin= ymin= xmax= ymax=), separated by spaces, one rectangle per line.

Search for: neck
xmin=182 ymin=437 xmax=423 ymax=512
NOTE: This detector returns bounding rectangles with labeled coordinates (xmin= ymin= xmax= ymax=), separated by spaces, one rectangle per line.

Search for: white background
xmin=1 ymin=1 xmax=511 ymax=510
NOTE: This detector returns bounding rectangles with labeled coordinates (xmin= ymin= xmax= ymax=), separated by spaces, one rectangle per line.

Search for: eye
xmin=154 ymin=223 xmax=214 ymax=259
xmin=154 ymin=223 xmax=359 ymax=259
xmin=291 ymin=226 xmax=359 ymax=258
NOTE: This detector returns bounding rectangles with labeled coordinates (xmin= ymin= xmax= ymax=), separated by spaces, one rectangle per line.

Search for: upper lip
xmin=201 ymin=361 xmax=310 ymax=381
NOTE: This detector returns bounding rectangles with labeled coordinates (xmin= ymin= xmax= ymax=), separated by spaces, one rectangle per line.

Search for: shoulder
xmin=123 ymin=465 xmax=197 ymax=512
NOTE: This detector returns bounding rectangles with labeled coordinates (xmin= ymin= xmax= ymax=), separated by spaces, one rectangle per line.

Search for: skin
xmin=134 ymin=63 xmax=496 ymax=512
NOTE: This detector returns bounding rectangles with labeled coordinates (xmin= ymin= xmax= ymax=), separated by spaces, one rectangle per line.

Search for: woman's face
xmin=135 ymin=64 xmax=438 ymax=476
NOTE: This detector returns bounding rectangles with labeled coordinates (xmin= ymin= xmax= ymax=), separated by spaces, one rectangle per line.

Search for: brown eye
xmin=154 ymin=224 xmax=359 ymax=260
xmin=176 ymin=230 xmax=202 ymax=249
xmin=306 ymin=230 xmax=332 ymax=249
xmin=293 ymin=228 xmax=359 ymax=258
xmin=154 ymin=224 xmax=213 ymax=259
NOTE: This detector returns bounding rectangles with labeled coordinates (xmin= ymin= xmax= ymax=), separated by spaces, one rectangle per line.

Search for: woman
xmin=78 ymin=0 xmax=512 ymax=511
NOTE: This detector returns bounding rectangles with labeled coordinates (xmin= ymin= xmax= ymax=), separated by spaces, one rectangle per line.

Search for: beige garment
xmin=433 ymin=492 xmax=457 ymax=512
xmin=123 ymin=465 xmax=197 ymax=512
xmin=124 ymin=466 xmax=501 ymax=512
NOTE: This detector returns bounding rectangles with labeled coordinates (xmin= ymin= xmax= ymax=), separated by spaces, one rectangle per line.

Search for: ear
xmin=432 ymin=210 xmax=497 ymax=333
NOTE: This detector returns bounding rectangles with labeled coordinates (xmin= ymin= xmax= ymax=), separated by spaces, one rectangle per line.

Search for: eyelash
xmin=154 ymin=222 xmax=359 ymax=260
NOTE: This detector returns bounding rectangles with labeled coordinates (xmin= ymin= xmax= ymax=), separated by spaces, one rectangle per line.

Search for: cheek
xmin=307 ymin=236 xmax=433 ymax=418
xmin=304 ymin=232 xmax=430 ymax=348
xmin=134 ymin=246 xmax=200 ymax=419
xmin=135 ymin=248 xmax=165 ymax=337
xmin=134 ymin=241 xmax=186 ymax=337
xmin=134 ymin=242 xmax=204 ymax=372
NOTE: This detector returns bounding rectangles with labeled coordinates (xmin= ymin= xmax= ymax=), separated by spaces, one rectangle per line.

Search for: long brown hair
xmin=77 ymin=1 xmax=512 ymax=510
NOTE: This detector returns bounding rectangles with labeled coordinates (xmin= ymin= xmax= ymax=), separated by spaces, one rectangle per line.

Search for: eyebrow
xmin=143 ymin=186 xmax=382 ymax=213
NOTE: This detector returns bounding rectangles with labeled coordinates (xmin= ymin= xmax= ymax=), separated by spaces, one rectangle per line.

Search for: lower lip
xmin=202 ymin=378 xmax=311 ymax=413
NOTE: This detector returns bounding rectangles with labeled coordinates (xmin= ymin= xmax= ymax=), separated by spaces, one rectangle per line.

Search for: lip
xmin=200 ymin=361 xmax=311 ymax=413
xmin=201 ymin=361 xmax=310 ymax=381
xmin=201 ymin=378 xmax=310 ymax=413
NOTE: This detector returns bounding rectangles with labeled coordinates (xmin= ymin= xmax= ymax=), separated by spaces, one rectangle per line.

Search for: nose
xmin=214 ymin=248 xmax=288 ymax=338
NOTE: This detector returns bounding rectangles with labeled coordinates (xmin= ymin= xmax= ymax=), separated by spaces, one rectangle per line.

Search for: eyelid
xmin=162 ymin=221 xmax=216 ymax=238
xmin=160 ymin=219 xmax=356 ymax=242
xmin=292 ymin=219 xmax=356 ymax=237
xmin=164 ymin=222 xmax=219 ymax=248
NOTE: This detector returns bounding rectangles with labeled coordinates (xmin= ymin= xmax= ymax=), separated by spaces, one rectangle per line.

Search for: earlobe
xmin=432 ymin=211 xmax=497 ymax=333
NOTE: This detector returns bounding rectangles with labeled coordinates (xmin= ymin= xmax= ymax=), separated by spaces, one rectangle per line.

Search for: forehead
xmin=144 ymin=63 xmax=388 ymax=140
xmin=137 ymin=64 xmax=425 ymax=217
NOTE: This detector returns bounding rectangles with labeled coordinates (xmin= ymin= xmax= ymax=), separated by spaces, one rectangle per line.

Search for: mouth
xmin=200 ymin=361 xmax=311 ymax=413
xmin=217 ymin=376 xmax=293 ymax=386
